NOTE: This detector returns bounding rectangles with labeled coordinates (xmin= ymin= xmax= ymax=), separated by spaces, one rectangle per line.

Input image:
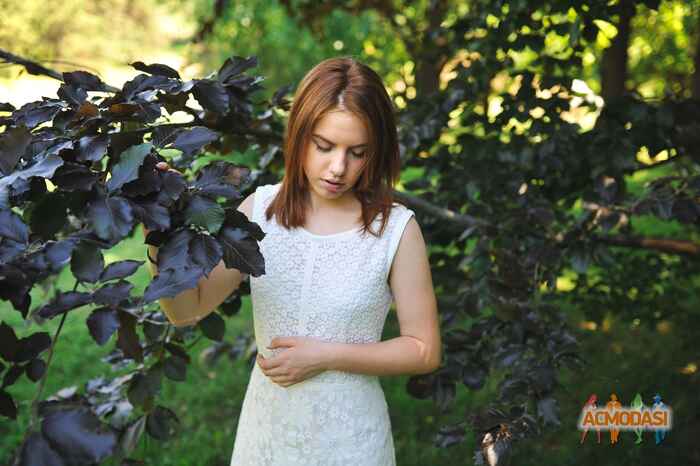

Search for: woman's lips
xmin=322 ymin=179 xmax=344 ymax=192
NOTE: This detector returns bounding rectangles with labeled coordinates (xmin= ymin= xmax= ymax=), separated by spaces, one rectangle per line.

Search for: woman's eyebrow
xmin=312 ymin=134 xmax=368 ymax=148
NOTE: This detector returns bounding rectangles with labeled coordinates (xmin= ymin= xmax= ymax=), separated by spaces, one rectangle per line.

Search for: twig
xmin=26 ymin=279 xmax=79 ymax=437
xmin=0 ymin=48 xmax=120 ymax=93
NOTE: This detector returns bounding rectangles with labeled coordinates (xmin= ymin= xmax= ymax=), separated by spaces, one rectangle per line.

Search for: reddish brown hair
xmin=264 ymin=56 xmax=402 ymax=238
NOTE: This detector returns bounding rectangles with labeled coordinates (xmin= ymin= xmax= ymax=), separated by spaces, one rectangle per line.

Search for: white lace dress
xmin=229 ymin=182 xmax=415 ymax=466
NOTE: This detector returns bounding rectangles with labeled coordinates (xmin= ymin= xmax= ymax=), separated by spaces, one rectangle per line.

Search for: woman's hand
xmin=256 ymin=337 xmax=329 ymax=388
xmin=155 ymin=161 xmax=180 ymax=175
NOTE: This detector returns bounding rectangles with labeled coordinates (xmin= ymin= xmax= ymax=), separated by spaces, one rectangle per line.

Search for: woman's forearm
xmin=322 ymin=336 xmax=440 ymax=376
xmin=144 ymin=226 xmax=202 ymax=327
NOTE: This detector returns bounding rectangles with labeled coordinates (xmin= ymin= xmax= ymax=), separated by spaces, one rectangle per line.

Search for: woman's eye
xmin=315 ymin=144 xmax=363 ymax=158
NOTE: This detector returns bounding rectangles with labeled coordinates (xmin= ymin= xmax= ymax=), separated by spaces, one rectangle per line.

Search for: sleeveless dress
xmin=229 ymin=182 xmax=415 ymax=466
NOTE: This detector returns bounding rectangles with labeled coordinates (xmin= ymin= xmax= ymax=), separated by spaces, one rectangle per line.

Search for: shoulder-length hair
xmin=264 ymin=56 xmax=402 ymax=238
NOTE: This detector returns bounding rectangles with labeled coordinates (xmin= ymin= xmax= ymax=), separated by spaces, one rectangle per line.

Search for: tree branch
xmin=0 ymin=48 xmax=119 ymax=93
xmin=591 ymin=233 xmax=700 ymax=256
xmin=392 ymin=190 xmax=488 ymax=229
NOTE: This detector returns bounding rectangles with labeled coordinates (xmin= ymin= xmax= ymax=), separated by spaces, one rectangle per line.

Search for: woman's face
xmin=302 ymin=107 xmax=369 ymax=209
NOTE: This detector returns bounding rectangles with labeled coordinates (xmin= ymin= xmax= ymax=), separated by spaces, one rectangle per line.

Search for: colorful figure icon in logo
xmin=580 ymin=394 xmax=601 ymax=444
xmin=630 ymin=393 xmax=645 ymax=444
xmin=652 ymin=394 xmax=668 ymax=445
xmin=606 ymin=393 xmax=622 ymax=444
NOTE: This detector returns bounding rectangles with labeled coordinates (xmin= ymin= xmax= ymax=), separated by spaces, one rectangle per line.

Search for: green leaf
xmin=106 ymin=143 xmax=152 ymax=192
xmin=185 ymin=195 xmax=225 ymax=234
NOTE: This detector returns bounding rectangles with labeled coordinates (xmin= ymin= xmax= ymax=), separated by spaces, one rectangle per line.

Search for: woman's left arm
xmin=323 ymin=216 xmax=442 ymax=376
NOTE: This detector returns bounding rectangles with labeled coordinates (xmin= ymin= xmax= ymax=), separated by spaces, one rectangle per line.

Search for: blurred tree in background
xmin=0 ymin=0 xmax=176 ymax=79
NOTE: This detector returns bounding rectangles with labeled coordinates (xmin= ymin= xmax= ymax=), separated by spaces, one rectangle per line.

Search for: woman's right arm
xmin=144 ymin=191 xmax=255 ymax=328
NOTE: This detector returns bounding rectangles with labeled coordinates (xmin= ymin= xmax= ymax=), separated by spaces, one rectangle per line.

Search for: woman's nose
xmin=329 ymin=152 xmax=347 ymax=174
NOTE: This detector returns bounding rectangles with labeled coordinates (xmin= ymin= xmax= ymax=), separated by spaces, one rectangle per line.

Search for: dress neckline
xmin=297 ymin=224 xmax=364 ymax=239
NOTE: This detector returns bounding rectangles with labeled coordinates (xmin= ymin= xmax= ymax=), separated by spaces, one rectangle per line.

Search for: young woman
xmin=148 ymin=56 xmax=441 ymax=465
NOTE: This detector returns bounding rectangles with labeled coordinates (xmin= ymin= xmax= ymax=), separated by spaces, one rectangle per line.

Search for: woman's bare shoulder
xmin=237 ymin=191 xmax=255 ymax=220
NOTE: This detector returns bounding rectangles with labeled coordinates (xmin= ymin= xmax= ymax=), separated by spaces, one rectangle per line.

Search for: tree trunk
xmin=601 ymin=0 xmax=635 ymax=100
xmin=693 ymin=13 xmax=700 ymax=99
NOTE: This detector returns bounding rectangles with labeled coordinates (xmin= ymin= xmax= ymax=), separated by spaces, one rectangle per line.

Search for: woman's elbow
xmin=425 ymin=347 xmax=442 ymax=373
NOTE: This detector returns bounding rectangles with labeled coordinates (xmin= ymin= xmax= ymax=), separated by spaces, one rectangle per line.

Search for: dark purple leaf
xmin=190 ymin=232 xmax=223 ymax=276
xmin=157 ymin=228 xmax=195 ymax=270
xmin=0 ymin=125 xmax=31 ymax=174
xmin=217 ymin=210 xmax=265 ymax=277
xmin=88 ymin=195 xmax=134 ymax=242
xmin=0 ymin=154 xmax=64 ymax=209
xmin=51 ymin=162 xmax=99 ymax=191
xmin=17 ymin=431 xmax=65 ymax=466
xmin=37 ymin=137 xmax=74 ymax=157
xmin=406 ymin=373 xmax=434 ymax=399
xmin=36 ymin=291 xmax=92 ymax=319
xmin=100 ymin=259 xmax=143 ymax=282
xmin=130 ymin=61 xmax=180 ymax=79
xmin=15 ymin=332 xmax=52 ymax=362
xmin=198 ymin=312 xmax=225 ymax=341
xmin=170 ymin=126 xmax=219 ymax=157
xmin=143 ymin=266 xmax=202 ymax=303
xmin=31 ymin=238 xmax=79 ymax=274
xmin=160 ymin=169 xmax=187 ymax=202
xmin=117 ymin=311 xmax=143 ymax=363
xmin=120 ymin=154 xmax=162 ymax=197
xmin=143 ymin=319 xmax=165 ymax=342
xmin=2 ymin=363 xmax=25 ymax=387
xmin=129 ymin=200 xmax=171 ymax=231
xmin=109 ymin=131 xmax=143 ymax=158
xmin=0 ymin=322 xmax=20 ymax=360
xmin=93 ymin=280 xmax=134 ymax=306
xmin=163 ymin=355 xmax=187 ymax=381
xmin=271 ymin=84 xmax=293 ymax=109
xmin=127 ymin=363 xmax=163 ymax=408
xmin=71 ymin=241 xmax=105 ymax=283
xmin=0 ymin=266 xmax=32 ymax=316
xmin=152 ymin=126 xmax=184 ymax=148
xmin=217 ymin=56 xmax=257 ymax=85
xmin=193 ymin=79 xmax=229 ymax=114
xmin=12 ymin=101 xmax=64 ymax=129
xmin=0 ymin=208 xmax=29 ymax=243
xmin=146 ymin=405 xmax=180 ymax=441
xmin=63 ymin=70 xmax=109 ymax=92
xmin=164 ymin=342 xmax=191 ymax=363
xmin=87 ymin=308 xmax=121 ymax=346
xmin=41 ymin=405 xmax=118 ymax=464
xmin=120 ymin=74 xmax=173 ymax=101
xmin=76 ymin=134 xmax=109 ymax=162
xmin=219 ymin=293 xmax=242 ymax=317
xmin=57 ymin=83 xmax=88 ymax=106
xmin=193 ymin=161 xmax=246 ymax=198
xmin=0 ymin=238 xmax=27 ymax=263
xmin=24 ymin=193 xmax=72 ymax=243
xmin=26 ymin=357 xmax=47 ymax=382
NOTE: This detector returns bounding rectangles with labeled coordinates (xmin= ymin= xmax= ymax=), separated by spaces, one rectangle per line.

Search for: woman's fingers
xmin=156 ymin=161 xmax=181 ymax=175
